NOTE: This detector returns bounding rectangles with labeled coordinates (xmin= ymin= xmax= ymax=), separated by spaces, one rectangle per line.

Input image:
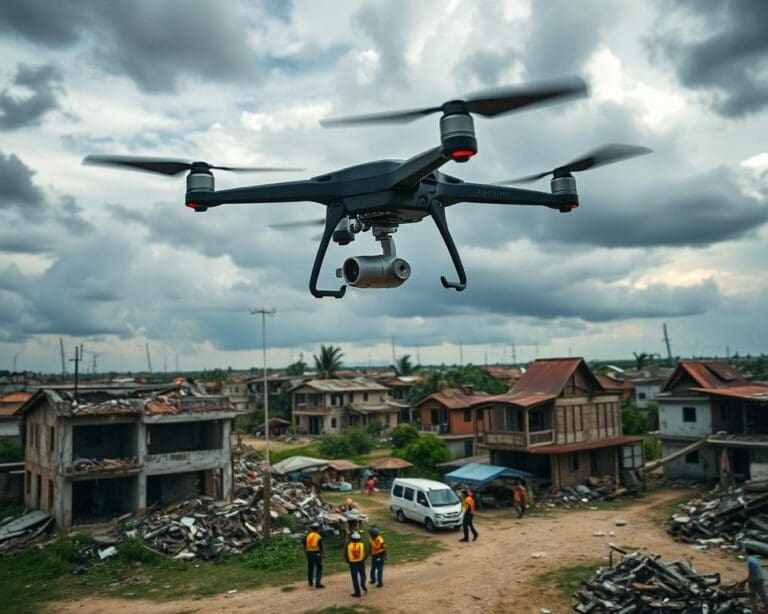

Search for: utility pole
xmin=59 ymin=338 xmax=66 ymax=376
xmin=416 ymin=344 xmax=421 ymax=366
xmin=69 ymin=346 xmax=82 ymax=401
xmin=508 ymin=343 xmax=517 ymax=366
xmin=391 ymin=337 xmax=396 ymax=368
xmin=13 ymin=350 xmax=21 ymax=372
xmin=145 ymin=342 xmax=153 ymax=373
xmin=459 ymin=342 xmax=464 ymax=366
xmin=250 ymin=307 xmax=276 ymax=542
xmin=662 ymin=323 xmax=673 ymax=365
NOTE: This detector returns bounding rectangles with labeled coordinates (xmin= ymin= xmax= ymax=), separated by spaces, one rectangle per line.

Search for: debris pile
xmin=666 ymin=482 xmax=768 ymax=552
xmin=537 ymin=476 xmax=629 ymax=509
xmin=67 ymin=457 xmax=140 ymax=475
xmin=0 ymin=509 xmax=54 ymax=554
xmin=573 ymin=549 xmax=748 ymax=613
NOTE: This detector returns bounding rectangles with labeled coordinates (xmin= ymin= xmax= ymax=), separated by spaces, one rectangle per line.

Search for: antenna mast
xmin=59 ymin=338 xmax=66 ymax=377
xmin=663 ymin=323 xmax=673 ymax=365
xmin=145 ymin=342 xmax=153 ymax=373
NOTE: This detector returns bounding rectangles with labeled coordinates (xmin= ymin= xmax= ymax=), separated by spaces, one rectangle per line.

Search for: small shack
xmin=369 ymin=457 xmax=413 ymax=488
xmin=322 ymin=459 xmax=364 ymax=491
xmin=270 ymin=455 xmax=329 ymax=478
xmin=256 ymin=417 xmax=291 ymax=439
xmin=444 ymin=462 xmax=532 ymax=508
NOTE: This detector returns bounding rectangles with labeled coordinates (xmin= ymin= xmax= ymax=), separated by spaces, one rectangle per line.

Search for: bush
xmin=389 ymin=424 xmax=418 ymax=451
xmin=400 ymin=435 xmax=449 ymax=471
xmin=621 ymin=404 xmax=646 ymax=435
xmin=117 ymin=536 xmax=160 ymax=564
xmin=276 ymin=513 xmax=296 ymax=531
xmin=643 ymin=436 xmax=661 ymax=461
xmin=364 ymin=420 xmax=384 ymax=437
xmin=344 ymin=428 xmax=372 ymax=455
xmin=0 ymin=437 xmax=23 ymax=462
xmin=242 ymin=535 xmax=301 ymax=570
xmin=318 ymin=435 xmax=355 ymax=459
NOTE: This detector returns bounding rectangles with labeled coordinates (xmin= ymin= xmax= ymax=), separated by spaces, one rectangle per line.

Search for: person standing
xmin=304 ymin=521 xmax=325 ymax=589
xmin=459 ymin=488 xmax=478 ymax=542
xmin=344 ymin=531 xmax=368 ymax=597
xmin=513 ymin=480 xmax=528 ymax=518
xmin=747 ymin=553 xmax=768 ymax=610
xmin=369 ymin=527 xmax=387 ymax=587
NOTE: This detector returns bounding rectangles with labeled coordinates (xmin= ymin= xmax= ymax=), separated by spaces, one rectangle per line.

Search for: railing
xmin=529 ymin=429 xmax=554 ymax=446
xmin=293 ymin=403 xmax=325 ymax=414
xmin=484 ymin=429 xmax=554 ymax=449
xmin=420 ymin=424 xmax=449 ymax=434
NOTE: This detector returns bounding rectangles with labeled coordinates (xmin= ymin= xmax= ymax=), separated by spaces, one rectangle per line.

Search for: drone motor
xmin=440 ymin=102 xmax=477 ymax=162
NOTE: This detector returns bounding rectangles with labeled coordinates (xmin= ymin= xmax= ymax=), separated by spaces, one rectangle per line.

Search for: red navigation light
xmin=450 ymin=149 xmax=477 ymax=162
xmin=186 ymin=202 xmax=198 ymax=209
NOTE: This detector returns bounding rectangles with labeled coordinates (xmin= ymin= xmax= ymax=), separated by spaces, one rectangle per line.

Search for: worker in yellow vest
xmin=368 ymin=527 xmax=387 ymax=587
xmin=304 ymin=521 xmax=325 ymax=589
xmin=344 ymin=531 xmax=368 ymax=597
xmin=459 ymin=489 xmax=478 ymax=542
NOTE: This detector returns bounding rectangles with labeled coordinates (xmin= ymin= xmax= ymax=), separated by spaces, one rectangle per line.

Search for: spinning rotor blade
xmin=498 ymin=144 xmax=652 ymax=184
xmin=83 ymin=155 xmax=302 ymax=176
xmin=320 ymin=77 xmax=587 ymax=127
xmin=269 ymin=218 xmax=326 ymax=230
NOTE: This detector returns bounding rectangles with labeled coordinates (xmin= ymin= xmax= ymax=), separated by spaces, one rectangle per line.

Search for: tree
xmin=286 ymin=359 xmax=307 ymax=376
xmin=389 ymin=424 xmax=419 ymax=450
xmin=633 ymin=352 xmax=650 ymax=369
xmin=399 ymin=434 xmax=450 ymax=470
xmin=313 ymin=345 xmax=344 ymax=379
xmin=395 ymin=354 xmax=415 ymax=376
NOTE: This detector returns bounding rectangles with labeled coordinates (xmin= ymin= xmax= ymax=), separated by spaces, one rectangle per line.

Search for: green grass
xmin=1 ymin=494 xmax=440 ymax=613
xmin=269 ymin=442 xmax=394 ymax=467
xmin=542 ymin=562 xmax=602 ymax=601
xmin=647 ymin=490 xmax=700 ymax=525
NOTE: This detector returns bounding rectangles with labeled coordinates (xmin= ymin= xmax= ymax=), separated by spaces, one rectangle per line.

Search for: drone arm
xmin=186 ymin=179 xmax=334 ymax=207
xmin=427 ymin=198 xmax=467 ymax=291
xmin=437 ymin=180 xmax=578 ymax=210
xmin=388 ymin=147 xmax=450 ymax=190
xmin=308 ymin=202 xmax=347 ymax=299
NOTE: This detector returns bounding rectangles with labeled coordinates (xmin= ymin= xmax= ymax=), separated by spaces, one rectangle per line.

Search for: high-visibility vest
xmin=462 ymin=495 xmax=476 ymax=513
xmin=305 ymin=531 xmax=321 ymax=552
xmin=371 ymin=535 xmax=386 ymax=556
xmin=347 ymin=541 xmax=366 ymax=563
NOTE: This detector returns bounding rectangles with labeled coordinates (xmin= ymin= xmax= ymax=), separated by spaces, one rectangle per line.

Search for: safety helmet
xmin=369 ymin=528 xmax=379 ymax=536
xmin=310 ymin=521 xmax=320 ymax=529
xmin=351 ymin=531 xmax=361 ymax=540
xmin=345 ymin=497 xmax=353 ymax=506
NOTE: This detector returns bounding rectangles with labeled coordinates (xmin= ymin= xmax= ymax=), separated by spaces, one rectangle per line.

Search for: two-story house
xmin=474 ymin=358 xmax=641 ymax=489
xmin=377 ymin=375 xmax=422 ymax=423
xmin=290 ymin=378 xmax=406 ymax=435
xmin=658 ymin=361 xmax=768 ymax=481
xmin=16 ymin=383 xmax=238 ymax=528
xmin=414 ymin=386 xmax=490 ymax=459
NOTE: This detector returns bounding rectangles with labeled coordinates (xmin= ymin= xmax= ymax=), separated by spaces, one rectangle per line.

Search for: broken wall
xmin=147 ymin=420 xmax=222 ymax=454
xmin=72 ymin=423 xmax=137 ymax=459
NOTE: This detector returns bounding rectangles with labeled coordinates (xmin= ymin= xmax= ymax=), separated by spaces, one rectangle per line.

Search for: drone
xmin=83 ymin=77 xmax=650 ymax=299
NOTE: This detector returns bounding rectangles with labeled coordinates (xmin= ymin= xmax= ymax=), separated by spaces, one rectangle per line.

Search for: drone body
xmin=83 ymin=77 xmax=650 ymax=299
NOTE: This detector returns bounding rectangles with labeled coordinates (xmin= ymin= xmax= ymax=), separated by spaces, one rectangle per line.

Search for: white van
xmin=389 ymin=478 xmax=462 ymax=532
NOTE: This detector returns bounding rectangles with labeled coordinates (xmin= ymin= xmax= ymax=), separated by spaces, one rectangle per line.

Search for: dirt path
xmin=53 ymin=489 xmax=745 ymax=614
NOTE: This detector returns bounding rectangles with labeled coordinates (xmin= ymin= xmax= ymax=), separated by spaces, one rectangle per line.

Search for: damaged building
xmin=16 ymin=383 xmax=238 ymax=528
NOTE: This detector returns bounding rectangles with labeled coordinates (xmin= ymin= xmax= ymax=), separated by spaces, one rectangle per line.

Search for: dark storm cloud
xmin=0 ymin=63 xmax=62 ymax=130
xmin=652 ymin=0 xmax=768 ymax=117
xmin=0 ymin=151 xmax=45 ymax=210
xmin=0 ymin=0 xmax=88 ymax=47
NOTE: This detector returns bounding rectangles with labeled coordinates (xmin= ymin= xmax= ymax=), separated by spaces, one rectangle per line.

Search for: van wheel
xmin=396 ymin=510 xmax=406 ymax=523
xmin=424 ymin=518 xmax=436 ymax=532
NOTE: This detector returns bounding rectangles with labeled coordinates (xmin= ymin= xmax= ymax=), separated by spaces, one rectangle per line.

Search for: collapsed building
xmin=15 ymin=383 xmax=238 ymax=528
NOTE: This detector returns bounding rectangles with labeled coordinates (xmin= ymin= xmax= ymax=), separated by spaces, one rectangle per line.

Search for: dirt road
xmin=54 ymin=489 xmax=745 ymax=614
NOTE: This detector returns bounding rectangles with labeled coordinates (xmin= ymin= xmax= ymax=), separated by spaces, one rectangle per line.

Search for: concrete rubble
xmin=0 ymin=509 xmax=54 ymax=554
xmin=666 ymin=481 xmax=768 ymax=553
xmin=68 ymin=457 xmax=140 ymax=475
xmin=537 ymin=476 xmax=630 ymax=509
xmin=573 ymin=547 xmax=748 ymax=613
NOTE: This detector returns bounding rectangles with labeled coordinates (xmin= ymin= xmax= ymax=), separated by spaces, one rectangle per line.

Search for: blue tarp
xmin=443 ymin=462 xmax=532 ymax=486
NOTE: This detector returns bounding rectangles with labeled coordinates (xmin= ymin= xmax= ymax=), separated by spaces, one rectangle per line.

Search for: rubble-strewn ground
xmin=50 ymin=488 xmax=748 ymax=614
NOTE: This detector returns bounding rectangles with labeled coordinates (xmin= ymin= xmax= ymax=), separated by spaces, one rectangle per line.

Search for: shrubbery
xmin=242 ymin=535 xmax=301 ymax=570
xmin=318 ymin=428 xmax=372 ymax=459
xmin=399 ymin=434 xmax=449 ymax=472
xmin=0 ymin=437 xmax=23 ymax=462
xmin=389 ymin=424 xmax=418 ymax=451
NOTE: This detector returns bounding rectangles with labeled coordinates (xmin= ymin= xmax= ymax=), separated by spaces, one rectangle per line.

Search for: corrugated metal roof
xmin=513 ymin=358 xmax=594 ymax=396
xmin=529 ymin=435 xmax=642 ymax=455
xmin=327 ymin=459 xmax=363 ymax=471
xmin=1 ymin=392 xmax=33 ymax=404
xmin=673 ymin=361 xmax=749 ymax=389
xmin=596 ymin=375 xmax=635 ymax=391
xmin=415 ymin=387 xmax=491 ymax=409
xmin=369 ymin=457 xmax=413 ymax=470
xmin=690 ymin=384 xmax=768 ymax=402
xmin=291 ymin=378 xmax=389 ymax=393
xmin=472 ymin=392 xmax=557 ymax=408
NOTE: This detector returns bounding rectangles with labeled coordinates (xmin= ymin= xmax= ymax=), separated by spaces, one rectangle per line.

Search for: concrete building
xmin=291 ymin=378 xmax=406 ymax=435
xmin=16 ymin=383 xmax=238 ymax=528
xmin=414 ymin=386 xmax=491 ymax=459
xmin=658 ymin=361 xmax=768 ymax=482
xmin=0 ymin=391 xmax=32 ymax=439
xmin=475 ymin=358 xmax=642 ymax=489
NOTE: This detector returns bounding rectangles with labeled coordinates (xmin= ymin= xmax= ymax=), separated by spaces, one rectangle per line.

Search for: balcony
xmin=485 ymin=429 xmax=554 ymax=450
xmin=293 ymin=403 xmax=326 ymax=414
xmin=420 ymin=424 xmax=449 ymax=434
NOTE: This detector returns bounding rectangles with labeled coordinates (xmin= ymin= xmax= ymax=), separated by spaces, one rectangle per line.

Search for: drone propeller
xmin=497 ymin=144 xmax=652 ymax=184
xmin=268 ymin=219 xmax=325 ymax=230
xmin=320 ymin=77 xmax=588 ymax=127
xmin=83 ymin=155 xmax=302 ymax=176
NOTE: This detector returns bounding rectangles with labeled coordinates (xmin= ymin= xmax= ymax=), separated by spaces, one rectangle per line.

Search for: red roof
xmin=415 ymin=387 xmax=490 ymax=409
xmin=668 ymin=361 xmax=748 ymax=390
xmin=369 ymin=457 xmax=413 ymax=470
xmin=530 ymin=435 xmax=642 ymax=455
xmin=596 ymin=375 xmax=635 ymax=391
xmin=1 ymin=392 xmax=33 ymax=404
xmin=690 ymin=384 xmax=768 ymax=402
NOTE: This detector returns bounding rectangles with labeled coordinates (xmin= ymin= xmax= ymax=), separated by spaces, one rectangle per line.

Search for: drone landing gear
xmin=428 ymin=199 xmax=467 ymax=291
xmin=309 ymin=202 xmax=347 ymax=298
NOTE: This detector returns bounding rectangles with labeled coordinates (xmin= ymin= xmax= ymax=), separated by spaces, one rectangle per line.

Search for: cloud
xmin=0 ymin=63 xmax=62 ymax=130
xmin=651 ymin=0 xmax=768 ymax=117
xmin=0 ymin=150 xmax=45 ymax=210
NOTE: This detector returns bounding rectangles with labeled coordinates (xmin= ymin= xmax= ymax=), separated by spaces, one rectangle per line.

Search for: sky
xmin=0 ymin=0 xmax=767 ymax=374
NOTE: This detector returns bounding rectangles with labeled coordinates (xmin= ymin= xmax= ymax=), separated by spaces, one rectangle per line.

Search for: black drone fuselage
xmin=184 ymin=146 xmax=579 ymax=298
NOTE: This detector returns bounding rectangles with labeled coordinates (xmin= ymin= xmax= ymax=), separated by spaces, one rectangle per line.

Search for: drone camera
xmin=333 ymin=227 xmax=355 ymax=245
xmin=338 ymin=255 xmax=411 ymax=288
xmin=440 ymin=112 xmax=477 ymax=163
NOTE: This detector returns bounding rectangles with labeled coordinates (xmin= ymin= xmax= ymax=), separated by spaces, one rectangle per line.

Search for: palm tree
xmin=313 ymin=345 xmax=344 ymax=379
xmin=633 ymin=352 xmax=651 ymax=369
xmin=395 ymin=354 xmax=415 ymax=376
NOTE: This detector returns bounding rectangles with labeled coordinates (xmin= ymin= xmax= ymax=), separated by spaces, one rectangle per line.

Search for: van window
xmin=427 ymin=489 xmax=460 ymax=507
xmin=416 ymin=491 xmax=429 ymax=507
xmin=393 ymin=484 xmax=403 ymax=497
xmin=403 ymin=487 xmax=415 ymax=501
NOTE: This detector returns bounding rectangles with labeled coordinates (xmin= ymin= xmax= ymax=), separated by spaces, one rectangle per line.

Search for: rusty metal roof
xmin=290 ymin=378 xmax=389 ymax=393
xmin=667 ymin=361 xmax=749 ymax=390
xmin=529 ymin=435 xmax=642 ymax=455
xmin=326 ymin=459 xmax=363 ymax=471
xmin=596 ymin=375 xmax=635 ymax=391
xmin=474 ymin=392 xmax=558 ymax=408
xmin=369 ymin=457 xmax=413 ymax=470
xmin=690 ymin=384 xmax=768 ymax=402
xmin=414 ymin=387 xmax=491 ymax=409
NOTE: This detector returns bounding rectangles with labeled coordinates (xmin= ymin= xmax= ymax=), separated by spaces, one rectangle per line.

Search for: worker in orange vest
xmin=304 ymin=521 xmax=325 ymax=589
xmin=344 ymin=531 xmax=368 ymax=597
xmin=368 ymin=527 xmax=387 ymax=587
xmin=459 ymin=488 xmax=478 ymax=542
xmin=513 ymin=480 xmax=528 ymax=518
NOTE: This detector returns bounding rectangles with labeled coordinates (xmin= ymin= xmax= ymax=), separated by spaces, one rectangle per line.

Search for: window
xmin=35 ymin=423 xmax=40 ymax=450
xmin=403 ymin=487 xmax=415 ymax=501
xmin=331 ymin=393 xmax=342 ymax=406
xmin=393 ymin=484 xmax=403 ymax=497
xmin=529 ymin=410 xmax=544 ymax=431
xmin=331 ymin=417 xmax=337 ymax=428
xmin=683 ymin=407 xmax=697 ymax=423
xmin=417 ymin=491 xmax=429 ymax=507
xmin=25 ymin=471 xmax=30 ymax=495
xmin=638 ymin=392 xmax=646 ymax=400
xmin=685 ymin=450 xmax=700 ymax=464
xmin=363 ymin=392 xmax=369 ymax=402
xmin=570 ymin=453 xmax=580 ymax=472
xmin=590 ymin=451 xmax=599 ymax=474
xmin=48 ymin=479 xmax=53 ymax=510
xmin=49 ymin=427 xmax=55 ymax=453
xmin=464 ymin=409 xmax=471 ymax=422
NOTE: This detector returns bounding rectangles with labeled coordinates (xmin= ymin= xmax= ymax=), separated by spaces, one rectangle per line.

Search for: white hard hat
xmin=351 ymin=531 xmax=361 ymax=540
